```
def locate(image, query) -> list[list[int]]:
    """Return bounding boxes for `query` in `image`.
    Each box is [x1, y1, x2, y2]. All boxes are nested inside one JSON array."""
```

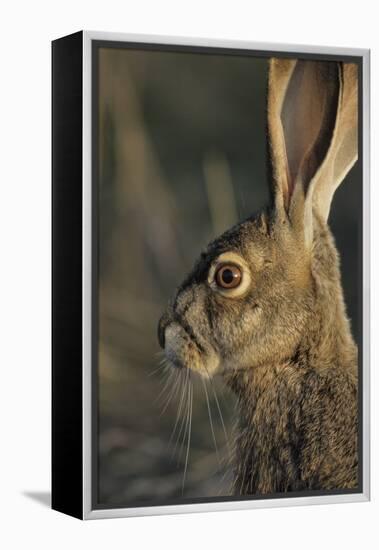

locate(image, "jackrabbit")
[[158, 58, 358, 494]]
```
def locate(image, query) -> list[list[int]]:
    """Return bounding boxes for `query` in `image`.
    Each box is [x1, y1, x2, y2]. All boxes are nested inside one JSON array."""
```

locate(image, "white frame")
[[82, 30, 370, 520]]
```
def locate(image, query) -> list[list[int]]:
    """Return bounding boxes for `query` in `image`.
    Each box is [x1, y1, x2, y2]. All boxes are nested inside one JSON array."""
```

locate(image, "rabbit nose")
[[158, 313, 169, 349]]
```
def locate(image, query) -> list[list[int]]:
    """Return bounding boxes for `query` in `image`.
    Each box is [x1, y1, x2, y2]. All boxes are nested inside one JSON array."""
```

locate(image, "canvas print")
[[95, 44, 361, 508]]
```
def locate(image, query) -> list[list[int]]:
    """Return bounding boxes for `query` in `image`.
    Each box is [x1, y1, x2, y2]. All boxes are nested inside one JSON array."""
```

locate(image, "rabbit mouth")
[[158, 310, 204, 352], [164, 322, 202, 370], [161, 320, 220, 376]]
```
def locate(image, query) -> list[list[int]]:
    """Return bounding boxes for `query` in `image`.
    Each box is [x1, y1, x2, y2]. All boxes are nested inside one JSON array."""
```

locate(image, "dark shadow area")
[[23, 491, 51, 508]]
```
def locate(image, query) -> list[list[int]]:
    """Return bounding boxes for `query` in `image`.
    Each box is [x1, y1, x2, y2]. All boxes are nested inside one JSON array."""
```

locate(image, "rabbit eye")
[[215, 264, 242, 289], [208, 253, 251, 298]]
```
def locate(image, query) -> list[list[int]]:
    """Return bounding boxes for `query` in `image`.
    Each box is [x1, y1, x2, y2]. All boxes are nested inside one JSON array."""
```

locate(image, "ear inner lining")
[[280, 61, 340, 203]]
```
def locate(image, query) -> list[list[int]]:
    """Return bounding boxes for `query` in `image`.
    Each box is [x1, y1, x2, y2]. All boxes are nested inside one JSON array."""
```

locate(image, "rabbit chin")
[[164, 323, 220, 377]]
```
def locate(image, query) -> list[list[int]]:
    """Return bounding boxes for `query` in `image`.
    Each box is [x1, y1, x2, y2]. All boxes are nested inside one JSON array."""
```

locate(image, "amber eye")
[[215, 264, 242, 289]]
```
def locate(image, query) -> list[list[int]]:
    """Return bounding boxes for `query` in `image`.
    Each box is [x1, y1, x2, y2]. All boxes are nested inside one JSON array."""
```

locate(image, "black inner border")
[[91, 39, 364, 511]]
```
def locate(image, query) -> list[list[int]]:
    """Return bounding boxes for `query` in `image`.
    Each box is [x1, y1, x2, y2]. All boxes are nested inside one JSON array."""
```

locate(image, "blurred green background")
[[97, 46, 361, 506]]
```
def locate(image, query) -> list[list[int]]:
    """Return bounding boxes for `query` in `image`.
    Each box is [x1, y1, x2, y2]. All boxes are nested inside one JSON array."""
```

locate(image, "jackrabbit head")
[[158, 58, 358, 378]]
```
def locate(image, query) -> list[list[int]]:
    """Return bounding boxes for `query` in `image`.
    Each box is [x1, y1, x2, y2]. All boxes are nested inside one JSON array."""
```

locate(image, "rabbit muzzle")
[[158, 305, 220, 376]]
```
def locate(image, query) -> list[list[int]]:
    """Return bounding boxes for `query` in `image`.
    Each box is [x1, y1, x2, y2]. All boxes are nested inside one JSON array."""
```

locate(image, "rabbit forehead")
[[212, 251, 249, 267], [207, 218, 270, 262], [209, 247, 266, 274]]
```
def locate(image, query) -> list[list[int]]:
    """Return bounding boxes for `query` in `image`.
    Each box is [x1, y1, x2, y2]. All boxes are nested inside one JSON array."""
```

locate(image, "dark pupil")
[[222, 269, 235, 285]]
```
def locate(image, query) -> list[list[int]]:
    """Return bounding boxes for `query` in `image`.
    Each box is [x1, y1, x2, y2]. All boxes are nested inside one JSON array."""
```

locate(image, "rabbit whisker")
[[178, 371, 193, 464], [201, 375, 220, 466], [174, 370, 190, 462], [170, 368, 189, 453], [160, 368, 182, 416], [206, 373, 231, 458], [168, 369, 186, 447], [154, 366, 176, 404], [149, 361, 168, 377], [182, 379, 193, 494]]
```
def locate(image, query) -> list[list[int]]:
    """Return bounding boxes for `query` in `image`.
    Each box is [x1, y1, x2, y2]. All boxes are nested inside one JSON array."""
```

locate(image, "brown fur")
[[158, 58, 359, 495], [226, 215, 358, 494]]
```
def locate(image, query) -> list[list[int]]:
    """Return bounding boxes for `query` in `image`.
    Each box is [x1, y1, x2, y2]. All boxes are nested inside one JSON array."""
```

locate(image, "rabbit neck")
[[228, 352, 357, 495], [304, 215, 357, 371], [228, 362, 308, 494]]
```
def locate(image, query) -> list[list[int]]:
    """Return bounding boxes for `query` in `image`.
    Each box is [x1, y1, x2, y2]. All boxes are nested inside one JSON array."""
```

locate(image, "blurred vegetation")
[[97, 47, 361, 506]]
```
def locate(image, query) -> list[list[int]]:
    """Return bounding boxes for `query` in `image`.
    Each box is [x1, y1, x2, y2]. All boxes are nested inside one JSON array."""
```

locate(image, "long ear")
[[311, 63, 358, 221], [268, 58, 358, 228]]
